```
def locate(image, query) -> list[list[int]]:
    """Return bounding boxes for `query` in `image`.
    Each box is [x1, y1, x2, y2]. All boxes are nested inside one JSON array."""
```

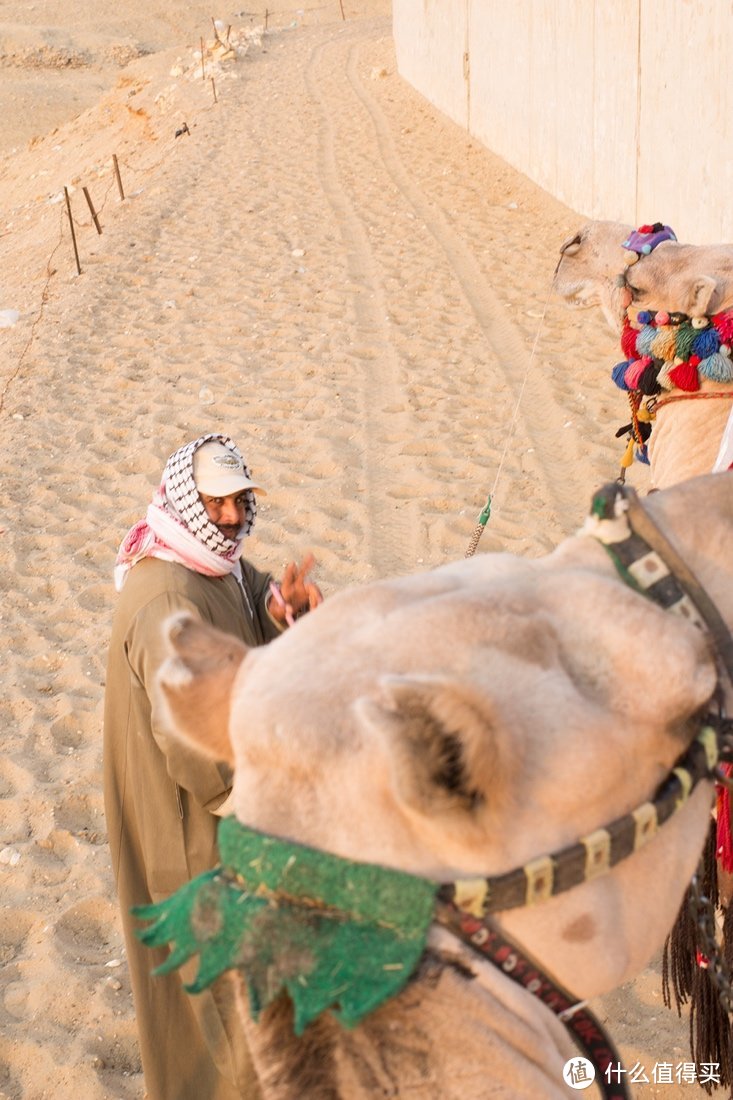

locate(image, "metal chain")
[[688, 869, 733, 1013]]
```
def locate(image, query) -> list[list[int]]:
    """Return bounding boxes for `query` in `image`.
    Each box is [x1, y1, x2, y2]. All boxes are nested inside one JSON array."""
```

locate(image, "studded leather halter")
[[436, 481, 732, 1099]]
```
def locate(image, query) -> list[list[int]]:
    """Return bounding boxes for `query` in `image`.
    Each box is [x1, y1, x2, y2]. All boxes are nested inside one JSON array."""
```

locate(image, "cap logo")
[[212, 453, 242, 471]]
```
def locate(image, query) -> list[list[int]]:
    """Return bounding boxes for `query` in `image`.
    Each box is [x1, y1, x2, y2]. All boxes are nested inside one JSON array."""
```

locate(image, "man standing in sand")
[[103, 432, 322, 1100]]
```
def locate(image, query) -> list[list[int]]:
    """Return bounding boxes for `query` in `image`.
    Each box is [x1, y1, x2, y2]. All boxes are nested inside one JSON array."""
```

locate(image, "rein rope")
[[464, 288, 551, 558]]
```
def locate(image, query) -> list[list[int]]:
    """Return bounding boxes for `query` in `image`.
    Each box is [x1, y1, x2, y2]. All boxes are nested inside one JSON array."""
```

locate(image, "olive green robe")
[[103, 557, 281, 1100]]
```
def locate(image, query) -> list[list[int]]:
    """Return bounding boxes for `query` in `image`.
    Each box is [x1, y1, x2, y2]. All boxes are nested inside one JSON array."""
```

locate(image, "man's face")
[[200, 491, 248, 541]]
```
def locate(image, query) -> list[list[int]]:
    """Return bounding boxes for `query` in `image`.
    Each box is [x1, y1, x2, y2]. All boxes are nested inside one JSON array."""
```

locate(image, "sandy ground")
[[0, 2, 714, 1097]]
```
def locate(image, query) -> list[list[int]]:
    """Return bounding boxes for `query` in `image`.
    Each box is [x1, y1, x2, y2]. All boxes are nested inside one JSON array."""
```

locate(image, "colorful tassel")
[[621, 322, 639, 359], [624, 357, 650, 390], [611, 361, 631, 390], [657, 360, 675, 390], [699, 353, 733, 383], [637, 363, 661, 395], [668, 360, 700, 391], [712, 311, 733, 342], [691, 328, 720, 358], [621, 436, 635, 467], [636, 325, 657, 356], [651, 326, 677, 360], [674, 324, 697, 361]]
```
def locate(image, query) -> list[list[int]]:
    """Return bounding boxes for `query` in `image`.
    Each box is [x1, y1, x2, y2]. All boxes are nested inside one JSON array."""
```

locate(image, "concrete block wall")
[[393, 0, 733, 243]]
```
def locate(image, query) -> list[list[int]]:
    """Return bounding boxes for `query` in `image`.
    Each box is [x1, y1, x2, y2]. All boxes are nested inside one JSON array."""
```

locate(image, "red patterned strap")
[[436, 902, 630, 1100]]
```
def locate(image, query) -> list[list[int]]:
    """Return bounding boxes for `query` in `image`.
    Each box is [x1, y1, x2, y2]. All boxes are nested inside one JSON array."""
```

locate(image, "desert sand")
[[0, 2, 709, 1097]]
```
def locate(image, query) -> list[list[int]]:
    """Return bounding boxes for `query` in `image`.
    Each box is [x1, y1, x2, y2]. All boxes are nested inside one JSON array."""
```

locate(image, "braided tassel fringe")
[[662, 820, 733, 1093], [688, 966, 733, 1095]]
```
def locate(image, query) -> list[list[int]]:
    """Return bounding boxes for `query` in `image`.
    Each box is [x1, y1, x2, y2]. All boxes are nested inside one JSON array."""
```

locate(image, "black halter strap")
[[591, 482, 733, 688]]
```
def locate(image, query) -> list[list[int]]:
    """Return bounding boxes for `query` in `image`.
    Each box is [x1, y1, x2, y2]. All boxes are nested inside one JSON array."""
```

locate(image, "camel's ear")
[[686, 275, 720, 317], [156, 612, 249, 766], [354, 676, 504, 820]]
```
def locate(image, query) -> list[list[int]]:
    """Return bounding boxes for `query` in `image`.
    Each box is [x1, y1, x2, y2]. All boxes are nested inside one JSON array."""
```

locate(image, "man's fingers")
[[297, 553, 316, 583], [282, 561, 298, 587], [279, 555, 319, 615], [307, 584, 323, 610]]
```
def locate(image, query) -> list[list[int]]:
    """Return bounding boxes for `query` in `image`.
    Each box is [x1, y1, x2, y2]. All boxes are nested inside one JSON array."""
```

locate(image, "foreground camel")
[[146, 473, 732, 1099], [553, 221, 733, 487]]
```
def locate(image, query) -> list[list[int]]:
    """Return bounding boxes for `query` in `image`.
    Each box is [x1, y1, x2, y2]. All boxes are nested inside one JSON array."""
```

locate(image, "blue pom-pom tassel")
[[636, 445, 650, 465], [699, 353, 733, 382], [637, 311, 653, 325], [691, 328, 720, 358], [611, 361, 630, 390], [636, 325, 657, 356]]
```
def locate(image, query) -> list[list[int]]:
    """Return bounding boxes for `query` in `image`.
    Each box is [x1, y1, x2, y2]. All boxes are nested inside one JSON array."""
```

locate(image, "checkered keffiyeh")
[[114, 434, 259, 590], [163, 433, 256, 553]]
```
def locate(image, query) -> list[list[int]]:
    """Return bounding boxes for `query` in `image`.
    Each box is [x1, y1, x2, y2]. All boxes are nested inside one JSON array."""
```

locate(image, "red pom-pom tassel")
[[712, 311, 733, 343], [621, 320, 639, 360], [668, 360, 700, 391]]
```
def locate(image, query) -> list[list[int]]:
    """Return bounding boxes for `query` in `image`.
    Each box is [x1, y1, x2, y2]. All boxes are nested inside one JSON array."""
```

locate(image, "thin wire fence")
[[1, 2, 351, 414]]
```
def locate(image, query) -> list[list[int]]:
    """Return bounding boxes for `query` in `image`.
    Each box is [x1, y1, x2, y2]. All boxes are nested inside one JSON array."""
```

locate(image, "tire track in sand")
[[343, 38, 594, 526], [304, 33, 421, 577]]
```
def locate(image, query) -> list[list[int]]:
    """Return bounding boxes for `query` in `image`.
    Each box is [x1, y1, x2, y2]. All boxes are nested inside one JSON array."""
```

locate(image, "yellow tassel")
[[621, 437, 636, 468]]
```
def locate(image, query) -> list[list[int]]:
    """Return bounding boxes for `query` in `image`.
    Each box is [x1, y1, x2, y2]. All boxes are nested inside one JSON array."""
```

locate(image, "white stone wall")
[[393, 0, 733, 243]]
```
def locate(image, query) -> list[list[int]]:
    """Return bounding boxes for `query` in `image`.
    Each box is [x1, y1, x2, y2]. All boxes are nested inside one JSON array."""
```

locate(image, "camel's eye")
[[559, 233, 582, 256]]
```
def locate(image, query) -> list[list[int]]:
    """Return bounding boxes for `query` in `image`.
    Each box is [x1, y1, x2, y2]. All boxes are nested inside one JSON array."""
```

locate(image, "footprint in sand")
[[0, 909, 38, 967], [54, 792, 106, 845], [54, 898, 118, 967]]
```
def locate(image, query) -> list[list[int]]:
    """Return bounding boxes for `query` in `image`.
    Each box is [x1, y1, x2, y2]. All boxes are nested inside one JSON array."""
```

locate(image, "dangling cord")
[[464, 289, 551, 557]]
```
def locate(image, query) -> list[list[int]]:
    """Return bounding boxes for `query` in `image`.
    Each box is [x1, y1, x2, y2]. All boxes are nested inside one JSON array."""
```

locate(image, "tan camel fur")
[[154, 473, 732, 1099], [553, 222, 733, 487]]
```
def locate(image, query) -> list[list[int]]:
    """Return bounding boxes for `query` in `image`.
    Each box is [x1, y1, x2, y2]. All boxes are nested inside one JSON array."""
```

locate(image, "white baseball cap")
[[193, 441, 267, 496]]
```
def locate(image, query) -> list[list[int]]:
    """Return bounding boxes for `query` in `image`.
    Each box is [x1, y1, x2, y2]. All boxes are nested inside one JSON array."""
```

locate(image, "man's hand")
[[269, 553, 323, 626]]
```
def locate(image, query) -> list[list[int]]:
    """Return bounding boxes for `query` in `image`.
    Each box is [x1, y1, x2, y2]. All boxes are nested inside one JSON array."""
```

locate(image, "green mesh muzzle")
[[133, 816, 438, 1035]]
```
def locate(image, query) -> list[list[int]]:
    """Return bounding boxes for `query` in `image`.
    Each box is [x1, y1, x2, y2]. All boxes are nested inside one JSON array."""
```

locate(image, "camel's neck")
[[642, 474, 733, 703], [648, 388, 733, 489], [236, 937, 579, 1100], [644, 476, 733, 612]]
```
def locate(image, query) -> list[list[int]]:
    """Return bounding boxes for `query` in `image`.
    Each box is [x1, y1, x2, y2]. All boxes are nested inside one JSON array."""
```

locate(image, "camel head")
[[155, 477, 727, 1005], [621, 240, 733, 319], [552, 220, 635, 332], [554, 220, 733, 331]]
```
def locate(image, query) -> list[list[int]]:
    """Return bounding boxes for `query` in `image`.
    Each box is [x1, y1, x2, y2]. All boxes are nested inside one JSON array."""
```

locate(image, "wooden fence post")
[[64, 188, 82, 275], [112, 154, 125, 201], [82, 187, 103, 234]]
